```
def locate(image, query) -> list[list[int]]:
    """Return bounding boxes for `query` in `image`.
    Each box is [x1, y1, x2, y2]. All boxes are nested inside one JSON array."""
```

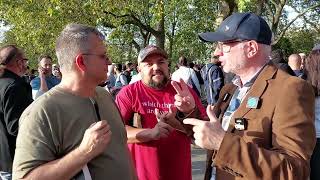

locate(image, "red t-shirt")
[[115, 80, 206, 180]]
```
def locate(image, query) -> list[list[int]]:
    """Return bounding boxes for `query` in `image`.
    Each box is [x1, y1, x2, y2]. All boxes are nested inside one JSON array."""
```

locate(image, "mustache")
[[152, 70, 164, 76]]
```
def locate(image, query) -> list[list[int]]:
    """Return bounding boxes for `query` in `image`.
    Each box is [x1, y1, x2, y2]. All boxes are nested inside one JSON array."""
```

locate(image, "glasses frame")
[[18, 58, 29, 65], [216, 39, 249, 53], [82, 53, 111, 64]]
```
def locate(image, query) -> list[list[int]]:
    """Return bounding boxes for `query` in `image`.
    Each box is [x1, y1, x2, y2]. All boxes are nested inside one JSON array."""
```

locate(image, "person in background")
[[171, 56, 201, 96], [201, 55, 224, 106], [30, 55, 61, 99], [130, 63, 138, 77], [123, 62, 133, 83], [299, 52, 306, 70], [304, 44, 320, 180], [0, 45, 33, 180], [189, 62, 204, 89], [110, 63, 128, 98], [270, 49, 295, 76], [52, 63, 62, 79], [288, 53, 306, 79], [105, 63, 116, 91]]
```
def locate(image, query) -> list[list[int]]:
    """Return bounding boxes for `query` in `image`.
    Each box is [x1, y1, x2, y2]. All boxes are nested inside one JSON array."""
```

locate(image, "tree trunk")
[[256, 0, 265, 16], [155, 0, 165, 49], [215, 0, 237, 26]]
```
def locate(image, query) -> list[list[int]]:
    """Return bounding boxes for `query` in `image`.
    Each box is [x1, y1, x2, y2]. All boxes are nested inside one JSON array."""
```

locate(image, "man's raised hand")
[[183, 105, 225, 150], [171, 79, 195, 114]]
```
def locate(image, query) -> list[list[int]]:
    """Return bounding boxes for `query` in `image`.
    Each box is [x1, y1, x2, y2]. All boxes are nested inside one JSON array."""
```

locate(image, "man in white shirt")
[[171, 56, 200, 95]]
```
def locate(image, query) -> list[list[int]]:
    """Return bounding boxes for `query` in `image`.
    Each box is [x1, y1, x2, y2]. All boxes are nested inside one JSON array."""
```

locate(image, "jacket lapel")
[[227, 63, 278, 132], [214, 84, 237, 122]]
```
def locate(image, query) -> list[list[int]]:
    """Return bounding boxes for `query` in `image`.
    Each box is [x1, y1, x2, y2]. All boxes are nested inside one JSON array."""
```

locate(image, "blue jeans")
[[0, 171, 12, 180]]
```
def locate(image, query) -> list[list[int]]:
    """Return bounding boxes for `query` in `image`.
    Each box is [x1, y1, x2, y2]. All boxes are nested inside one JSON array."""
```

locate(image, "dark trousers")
[[310, 138, 320, 180]]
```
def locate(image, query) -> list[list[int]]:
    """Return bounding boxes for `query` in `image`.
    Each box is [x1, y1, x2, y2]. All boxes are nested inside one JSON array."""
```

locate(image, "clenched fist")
[[77, 120, 112, 161]]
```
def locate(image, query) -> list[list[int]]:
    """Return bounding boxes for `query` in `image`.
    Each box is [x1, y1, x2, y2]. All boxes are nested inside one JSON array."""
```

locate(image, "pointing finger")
[[183, 118, 205, 126]]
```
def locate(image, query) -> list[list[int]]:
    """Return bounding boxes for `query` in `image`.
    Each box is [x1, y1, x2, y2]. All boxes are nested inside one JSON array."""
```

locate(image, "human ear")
[[247, 41, 259, 58], [75, 55, 86, 71]]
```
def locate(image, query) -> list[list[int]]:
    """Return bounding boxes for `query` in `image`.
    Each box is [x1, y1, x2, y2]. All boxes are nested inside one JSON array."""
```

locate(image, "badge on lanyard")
[[246, 96, 259, 109], [235, 118, 247, 131]]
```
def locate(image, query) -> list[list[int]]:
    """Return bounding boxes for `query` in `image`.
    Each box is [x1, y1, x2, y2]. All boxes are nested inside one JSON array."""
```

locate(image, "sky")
[[0, 22, 10, 42]]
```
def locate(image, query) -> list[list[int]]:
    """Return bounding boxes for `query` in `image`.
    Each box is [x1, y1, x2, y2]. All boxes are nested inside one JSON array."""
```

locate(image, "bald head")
[[288, 54, 301, 70]]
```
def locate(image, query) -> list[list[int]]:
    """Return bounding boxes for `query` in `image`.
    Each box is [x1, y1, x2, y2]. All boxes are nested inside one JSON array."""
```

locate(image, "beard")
[[142, 70, 169, 89]]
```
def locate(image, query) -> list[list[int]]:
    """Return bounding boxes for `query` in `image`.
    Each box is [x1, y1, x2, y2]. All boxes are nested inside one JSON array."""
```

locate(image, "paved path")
[[191, 146, 207, 180]]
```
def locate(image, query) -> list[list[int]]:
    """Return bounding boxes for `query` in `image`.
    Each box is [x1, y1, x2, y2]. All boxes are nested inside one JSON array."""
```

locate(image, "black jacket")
[[0, 69, 33, 172]]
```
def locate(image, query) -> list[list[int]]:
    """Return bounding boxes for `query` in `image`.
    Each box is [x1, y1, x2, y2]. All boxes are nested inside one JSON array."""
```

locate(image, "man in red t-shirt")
[[115, 45, 207, 180]]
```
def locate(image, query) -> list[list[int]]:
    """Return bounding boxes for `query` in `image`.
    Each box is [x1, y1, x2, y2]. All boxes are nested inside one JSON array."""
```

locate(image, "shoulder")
[[284, 76, 313, 93], [96, 86, 112, 99], [30, 77, 40, 88], [272, 71, 314, 102], [49, 76, 61, 84], [19, 92, 57, 127], [30, 76, 40, 83], [2, 78, 28, 94]]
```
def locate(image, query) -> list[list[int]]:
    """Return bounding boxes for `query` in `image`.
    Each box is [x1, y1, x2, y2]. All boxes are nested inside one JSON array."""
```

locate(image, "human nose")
[[152, 63, 161, 70], [214, 46, 224, 57]]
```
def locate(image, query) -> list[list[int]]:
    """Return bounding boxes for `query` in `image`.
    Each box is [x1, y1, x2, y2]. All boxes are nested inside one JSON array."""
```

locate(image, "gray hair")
[[55, 23, 104, 71]]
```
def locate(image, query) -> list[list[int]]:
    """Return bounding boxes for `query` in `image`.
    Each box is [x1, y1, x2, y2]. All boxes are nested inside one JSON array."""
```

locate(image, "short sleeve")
[[12, 107, 57, 179], [115, 86, 134, 124]]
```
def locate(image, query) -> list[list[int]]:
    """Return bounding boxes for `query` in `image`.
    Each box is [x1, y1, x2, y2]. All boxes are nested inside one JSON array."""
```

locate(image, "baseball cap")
[[137, 45, 168, 64], [199, 12, 272, 45], [312, 44, 320, 51]]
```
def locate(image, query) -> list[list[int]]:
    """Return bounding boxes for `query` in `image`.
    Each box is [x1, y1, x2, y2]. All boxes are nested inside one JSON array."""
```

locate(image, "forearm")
[[39, 77, 48, 92], [22, 148, 90, 180], [126, 125, 154, 143]]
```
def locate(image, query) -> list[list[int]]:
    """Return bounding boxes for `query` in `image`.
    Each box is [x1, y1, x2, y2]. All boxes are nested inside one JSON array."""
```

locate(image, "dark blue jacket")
[[201, 63, 224, 105]]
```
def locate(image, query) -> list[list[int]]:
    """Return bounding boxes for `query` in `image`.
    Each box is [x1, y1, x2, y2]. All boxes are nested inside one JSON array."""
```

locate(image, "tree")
[[0, 0, 319, 67]]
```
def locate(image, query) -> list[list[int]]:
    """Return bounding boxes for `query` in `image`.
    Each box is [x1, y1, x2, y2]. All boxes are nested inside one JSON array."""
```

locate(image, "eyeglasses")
[[82, 53, 111, 63], [19, 58, 29, 65], [215, 39, 248, 53]]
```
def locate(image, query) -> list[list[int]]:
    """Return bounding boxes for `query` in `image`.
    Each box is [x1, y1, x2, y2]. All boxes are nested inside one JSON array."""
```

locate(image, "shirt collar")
[[232, 61, 269, 88]]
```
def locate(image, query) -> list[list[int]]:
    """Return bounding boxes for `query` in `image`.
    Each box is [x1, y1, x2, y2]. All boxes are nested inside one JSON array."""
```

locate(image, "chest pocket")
[[232, 109, 272, 148]]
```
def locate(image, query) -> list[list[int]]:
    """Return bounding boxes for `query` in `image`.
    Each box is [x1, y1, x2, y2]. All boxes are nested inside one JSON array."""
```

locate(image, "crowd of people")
[[0, 12, 319, 180]]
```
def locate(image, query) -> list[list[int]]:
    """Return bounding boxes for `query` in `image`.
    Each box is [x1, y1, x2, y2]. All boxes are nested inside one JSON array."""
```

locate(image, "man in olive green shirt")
[[13, 23, 136, 180]]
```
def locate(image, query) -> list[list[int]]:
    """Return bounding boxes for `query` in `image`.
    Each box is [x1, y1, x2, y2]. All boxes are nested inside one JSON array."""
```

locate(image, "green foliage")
[[272, 37, 294, 59], [273, 28, 317, 59], [0, 0, 97, 68], [286, 28, 318, 54], [237, 0, 256, 12], [0, 0, 319, 69]]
